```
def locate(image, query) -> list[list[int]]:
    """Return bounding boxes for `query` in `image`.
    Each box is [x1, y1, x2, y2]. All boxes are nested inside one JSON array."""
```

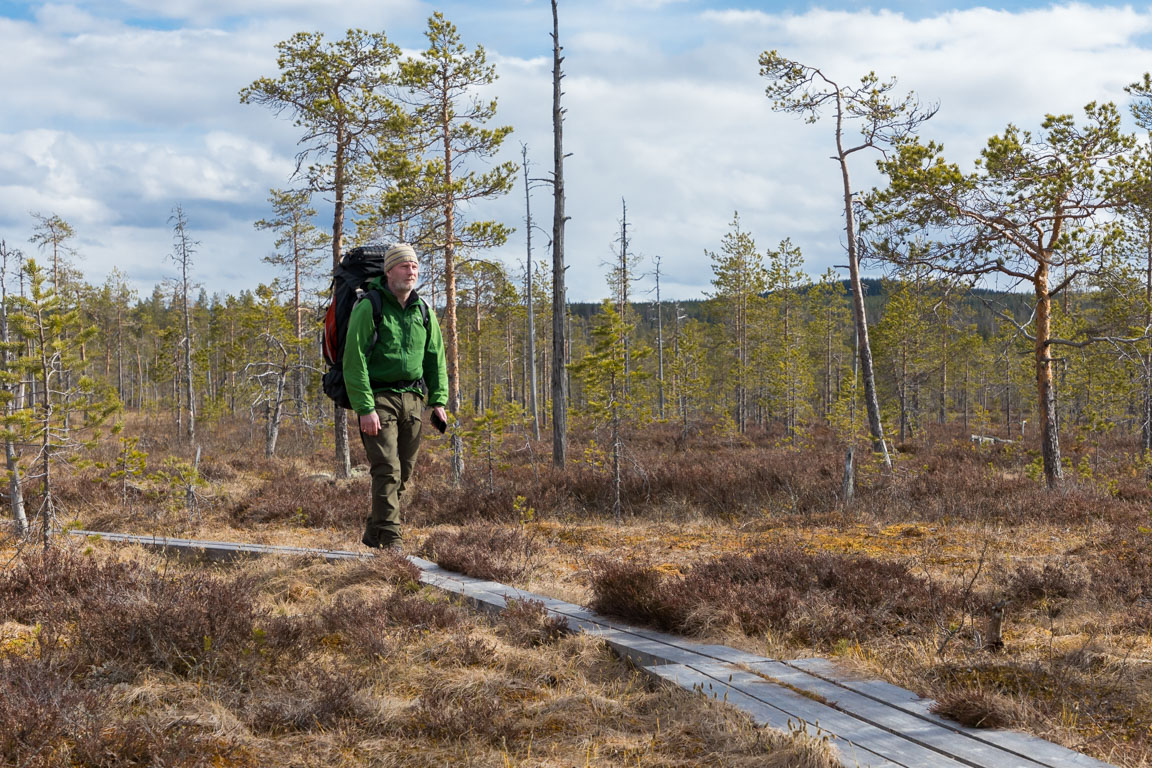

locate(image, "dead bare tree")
[[550, 0, 570, 469]]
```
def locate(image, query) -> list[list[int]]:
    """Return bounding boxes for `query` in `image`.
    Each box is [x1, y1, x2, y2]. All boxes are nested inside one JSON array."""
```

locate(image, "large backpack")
[[321, 246, 429, 410]]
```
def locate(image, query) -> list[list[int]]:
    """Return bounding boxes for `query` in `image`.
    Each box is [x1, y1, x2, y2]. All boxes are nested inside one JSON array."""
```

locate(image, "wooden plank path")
[[69, 530, 1117, 768]]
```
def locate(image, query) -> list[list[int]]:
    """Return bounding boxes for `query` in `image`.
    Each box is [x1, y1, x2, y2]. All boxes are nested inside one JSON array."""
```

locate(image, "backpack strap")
[[416, 295, 430, 331], [362, 289, 429, 352], [361, 288, 385, 353]]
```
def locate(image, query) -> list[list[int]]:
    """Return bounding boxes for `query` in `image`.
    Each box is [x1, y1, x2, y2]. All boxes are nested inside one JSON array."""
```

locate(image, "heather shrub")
[[329, 552, 423, 590], [0, 657, 87, 767], [1088, 529, 1152, 603], [74, 567, 264, 676], [0, 656, 240, 768], [229, 464, 364, 528], [1003, 560, 1089, 606], [420, 633, 496, 666], [407, 681, 517, 745], [0, 547, 269, 676], [410, 483, 522, 525], [0, 546, 140, 623], [253, 613, 315, 662], [68, 718, 236, 768], [1124, 605, 1152, 632], [245, 667, 366, 734], [421, 524, 539, 583], [497, 599, 571, 647], [320, 591, 463, 657], [198, 456, 238, 481], [46, 466, 126, 516], [381, 590, 465, 631], [589, 546, 951, 645], [586, 559, 684, 629]]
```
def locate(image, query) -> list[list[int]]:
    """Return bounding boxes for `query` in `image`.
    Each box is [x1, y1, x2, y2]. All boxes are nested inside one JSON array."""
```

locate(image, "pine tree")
[[707, 213, 767, 433], [570, 302, 651, 523], [242, 27, 403, 478], [12, 260, 118, 544]]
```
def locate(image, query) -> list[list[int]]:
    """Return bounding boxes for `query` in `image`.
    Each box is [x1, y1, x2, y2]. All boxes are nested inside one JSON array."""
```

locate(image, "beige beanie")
[[383, 243, 418, 273]]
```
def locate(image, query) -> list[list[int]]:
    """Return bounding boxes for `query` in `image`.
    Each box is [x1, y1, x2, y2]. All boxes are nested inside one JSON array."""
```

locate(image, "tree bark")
[[332, 133, 351, 479], [835, 94, 891, 468], [523, 146, 541, 440], [550, 0, 569, 469], [0, 254, 27, 536], [1034, 264, 1063, 489], [1144, 220, 1152, 454]]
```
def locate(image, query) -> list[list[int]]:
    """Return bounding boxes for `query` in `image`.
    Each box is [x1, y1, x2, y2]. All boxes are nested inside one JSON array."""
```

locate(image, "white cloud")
[[2, 1, 1151, 302]]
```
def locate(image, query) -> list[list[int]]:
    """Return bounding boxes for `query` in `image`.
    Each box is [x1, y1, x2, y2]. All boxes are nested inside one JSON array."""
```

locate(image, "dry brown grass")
[[5, 415, 1152, 765], [0, 540, 834, 767]]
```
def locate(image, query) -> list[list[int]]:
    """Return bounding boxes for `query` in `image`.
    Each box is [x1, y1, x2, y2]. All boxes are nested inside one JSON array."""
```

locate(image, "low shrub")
[[228, 465, 364, 528], [330, 553, 423, 590], [407, 681, 517, 745], [0, 656, 245, 768], [74, 567, 264, 676], [411, 484, 523, 525], [421, 524, 539, 583], [586, 559, 683, 630], [1089, 528, 1152, 603], [497, 599, 571, 647], [589, 546, 952, 646], [929, 687, 1022, 729], [320, 591, 463, 658], [245, 667, 366, 734], [420, 633, 496, 666], [0, 657, 86, 768], [0, 546, 137, 623], [1003, 560, 1089, 606], [0, 547, 268, 676]]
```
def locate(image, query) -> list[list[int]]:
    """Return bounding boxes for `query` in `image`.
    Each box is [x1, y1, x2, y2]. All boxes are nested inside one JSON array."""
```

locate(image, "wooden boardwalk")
[[70, 530, 1117, 768]]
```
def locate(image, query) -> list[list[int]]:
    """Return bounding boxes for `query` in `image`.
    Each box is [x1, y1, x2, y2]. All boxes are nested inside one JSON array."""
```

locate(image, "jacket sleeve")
[[423, 304, 449, 408], [343, 299, 377, 415]]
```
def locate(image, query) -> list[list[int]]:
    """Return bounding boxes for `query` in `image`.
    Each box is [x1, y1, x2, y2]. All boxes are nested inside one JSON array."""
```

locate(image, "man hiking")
[[343, 243, 448, 551]]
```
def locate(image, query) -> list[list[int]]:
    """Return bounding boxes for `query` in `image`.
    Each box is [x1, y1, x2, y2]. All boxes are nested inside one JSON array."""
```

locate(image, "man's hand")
[[430, 406, 448, 433], [359, 411, 380, 436]]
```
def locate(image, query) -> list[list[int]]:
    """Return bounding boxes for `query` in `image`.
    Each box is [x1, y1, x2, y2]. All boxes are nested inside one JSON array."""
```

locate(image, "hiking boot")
[[362, 532, 403, 554]]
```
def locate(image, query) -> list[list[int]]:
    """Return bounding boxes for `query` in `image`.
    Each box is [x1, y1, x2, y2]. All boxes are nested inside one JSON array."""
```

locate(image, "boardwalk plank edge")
[[66, 530, 1119, 768]]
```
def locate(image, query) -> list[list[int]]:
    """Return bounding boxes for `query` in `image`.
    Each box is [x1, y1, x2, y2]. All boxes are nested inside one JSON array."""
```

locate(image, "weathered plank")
[[643, 663, 902, 768], [747, 660, 1051, 768], [688, 661, 975, 768], [787, 658, 1118, 768]]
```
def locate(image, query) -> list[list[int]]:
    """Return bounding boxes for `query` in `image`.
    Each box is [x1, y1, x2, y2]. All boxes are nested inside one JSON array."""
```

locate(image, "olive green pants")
[[359, 390, 423, 547]]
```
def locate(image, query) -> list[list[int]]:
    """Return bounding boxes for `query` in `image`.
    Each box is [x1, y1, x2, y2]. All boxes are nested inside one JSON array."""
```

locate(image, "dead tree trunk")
[[550, 0, 569, 469]]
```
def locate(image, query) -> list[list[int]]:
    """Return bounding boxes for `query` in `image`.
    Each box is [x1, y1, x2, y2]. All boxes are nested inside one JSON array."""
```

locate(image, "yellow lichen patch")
[[0, 620, 37, 655]]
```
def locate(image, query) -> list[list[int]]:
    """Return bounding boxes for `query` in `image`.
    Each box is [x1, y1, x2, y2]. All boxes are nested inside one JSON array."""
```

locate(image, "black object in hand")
[[430, 410, 448, 434]]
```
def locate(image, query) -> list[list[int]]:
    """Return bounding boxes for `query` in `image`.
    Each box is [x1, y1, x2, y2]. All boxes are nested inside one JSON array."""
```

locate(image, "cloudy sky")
[[1, 0, 1149, 303]]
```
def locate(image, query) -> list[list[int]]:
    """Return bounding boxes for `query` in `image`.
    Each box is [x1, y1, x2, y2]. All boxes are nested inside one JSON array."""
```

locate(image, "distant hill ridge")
[[567, 279, 1034, 339]]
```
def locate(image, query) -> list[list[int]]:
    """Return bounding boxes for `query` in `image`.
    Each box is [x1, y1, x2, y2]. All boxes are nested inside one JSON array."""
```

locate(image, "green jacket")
[[343, 280, 448, 415]]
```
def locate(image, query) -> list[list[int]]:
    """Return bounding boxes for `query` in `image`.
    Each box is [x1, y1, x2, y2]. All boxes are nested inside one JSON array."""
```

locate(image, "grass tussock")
[[929, 686, 1024, 729], [497, 598, 572, 648]]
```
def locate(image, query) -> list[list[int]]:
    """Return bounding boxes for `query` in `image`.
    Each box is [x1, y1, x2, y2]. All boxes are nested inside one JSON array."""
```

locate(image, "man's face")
[[386, 260, 419, 294]]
